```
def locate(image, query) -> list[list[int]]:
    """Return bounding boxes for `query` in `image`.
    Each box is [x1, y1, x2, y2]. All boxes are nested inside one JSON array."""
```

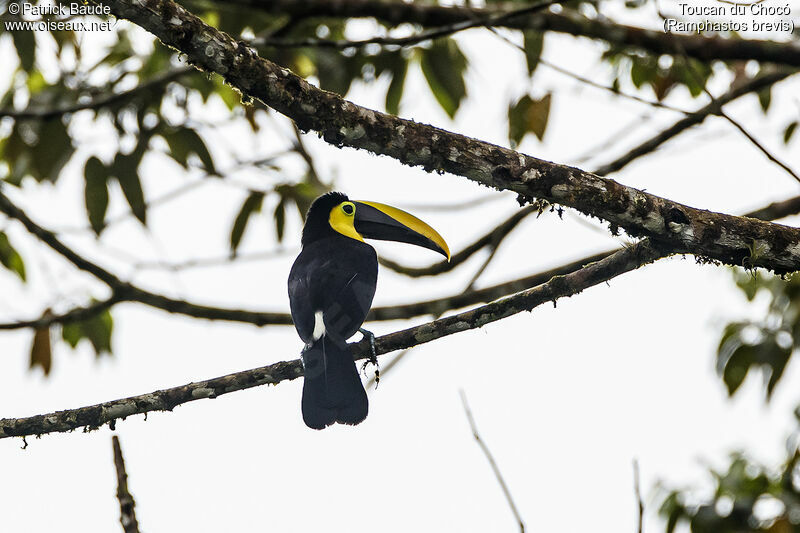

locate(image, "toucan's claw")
[[359, 327, 380, 387]]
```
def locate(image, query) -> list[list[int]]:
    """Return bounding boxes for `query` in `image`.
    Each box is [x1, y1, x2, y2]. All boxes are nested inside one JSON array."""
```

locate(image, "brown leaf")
[[30, 324, 53, 376]]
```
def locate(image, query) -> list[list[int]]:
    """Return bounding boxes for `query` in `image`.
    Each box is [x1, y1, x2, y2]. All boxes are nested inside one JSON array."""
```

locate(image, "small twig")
[[292, 123, 325, 188], [592, 69, 796, 176], [460, 390, 526, 533], [112, 436, 141, 533], [539, 58, 688, 114], [465, 243, 501, 291], [380, 206, 536, 277], [395, 194, 507, 212], [634, 459, 644, 533], [485, 24, 689, 115], [132, 248, 295, 271], [666, 41, 800, 184], [716, 109, 800, 184]]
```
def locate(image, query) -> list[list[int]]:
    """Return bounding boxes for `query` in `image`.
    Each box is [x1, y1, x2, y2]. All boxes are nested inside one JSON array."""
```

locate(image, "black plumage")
[[288, 193, 376, 429], [288, 191, 449, 430]]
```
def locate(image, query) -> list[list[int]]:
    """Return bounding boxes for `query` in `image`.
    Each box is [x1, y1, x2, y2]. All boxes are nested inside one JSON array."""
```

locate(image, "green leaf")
[[0, 232, 26, 282], [11, 29, 36, 72], [113, 154, 147, 225], [757, 86, 771, 114], [315, 48, 357, 96], [30, 119, 75, 183], [214, 77, 240, 111], [274, 198, 287, 242], [61, 309, 114, 357], [508, 93, 551, 146], [385, 59, 408, 116], [62, 321, 82, 348], [420, 39, 468, 118], [784, 121, 798, 144], [630, 57, 657, 89], [672, 59, 711, 98], [182, 128, 216, 174], [759, 338, 791, 399], [160, 126, 216, 174], [722, 343, 754, 396], [522, 31, 544, 76], [84, 157, 109, 235], [230, 191, 265, 254]]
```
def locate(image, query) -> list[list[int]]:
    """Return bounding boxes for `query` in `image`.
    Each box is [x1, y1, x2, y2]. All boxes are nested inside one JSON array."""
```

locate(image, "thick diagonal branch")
[[0, 240, 662, 439]]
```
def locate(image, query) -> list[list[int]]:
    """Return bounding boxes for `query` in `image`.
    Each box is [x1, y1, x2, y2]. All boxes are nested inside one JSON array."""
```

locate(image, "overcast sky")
[[1, 2, 800, 531]]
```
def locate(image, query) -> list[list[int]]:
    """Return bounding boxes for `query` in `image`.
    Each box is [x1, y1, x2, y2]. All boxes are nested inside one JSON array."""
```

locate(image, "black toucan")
[[289, 192, 450, 430]]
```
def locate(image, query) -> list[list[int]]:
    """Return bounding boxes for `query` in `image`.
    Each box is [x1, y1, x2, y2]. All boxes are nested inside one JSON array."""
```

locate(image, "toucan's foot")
[[359, 327, 380, 387]]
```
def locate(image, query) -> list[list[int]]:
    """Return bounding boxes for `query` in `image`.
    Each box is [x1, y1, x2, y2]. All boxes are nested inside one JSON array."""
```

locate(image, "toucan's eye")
[[342, 203, 355, 216]]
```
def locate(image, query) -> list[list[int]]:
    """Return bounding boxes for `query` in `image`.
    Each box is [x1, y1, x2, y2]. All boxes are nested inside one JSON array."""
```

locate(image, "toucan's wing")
[[288, 239, 377, 344], [288, 271, 315, 343]]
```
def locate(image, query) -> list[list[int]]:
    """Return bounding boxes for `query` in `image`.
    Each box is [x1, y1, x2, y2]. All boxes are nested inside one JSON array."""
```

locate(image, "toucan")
[[288, 192, 450, 430]]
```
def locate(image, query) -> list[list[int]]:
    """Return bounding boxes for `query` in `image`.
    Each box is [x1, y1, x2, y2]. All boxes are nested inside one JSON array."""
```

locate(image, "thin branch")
[[251, 1, 560, 50], [539, 58, 688, 114], [634, 459, 644, 533], [744, 196, 800, 222], [395, 194, 507, 212], [0, 297, 121, 331], [483, 24, 690, 116], [460, 390, 525, 533], [112, 436, 141, 533], [664, 45, 800, 185], [465, 244, 502, 292], [0, 240, 663, 439], [0, 68, 193, 120], [132, 248, 295, 272], [225, 0, 800, 67], [717, 112, 800, 184], [1, 191, 798, 331], [380, 206, 536, 277], [0, 186, 293, 327], [291, 123, 325, 188], [592, 69, 796, 176]]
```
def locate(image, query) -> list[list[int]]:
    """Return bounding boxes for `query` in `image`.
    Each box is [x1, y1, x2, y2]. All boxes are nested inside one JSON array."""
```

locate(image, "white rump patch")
[[312, 310, 325, 341]]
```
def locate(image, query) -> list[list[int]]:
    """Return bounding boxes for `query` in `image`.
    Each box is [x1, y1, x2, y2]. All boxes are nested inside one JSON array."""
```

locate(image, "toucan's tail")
[[301, 335, 368, 430]]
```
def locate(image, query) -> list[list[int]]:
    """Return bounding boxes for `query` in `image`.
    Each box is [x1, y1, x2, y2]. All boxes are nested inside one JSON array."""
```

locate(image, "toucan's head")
[[302, 191, 450, 260]]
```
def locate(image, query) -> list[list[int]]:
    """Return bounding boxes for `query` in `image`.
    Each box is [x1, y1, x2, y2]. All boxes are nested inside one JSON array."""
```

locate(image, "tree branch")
[[460, 390, 525, 533], [0, 68, 193, 121], [592, 69, 796, 176], [2, 187, 799, 330], [112, 436, 141, 533], [223, 0, 800, 67], [251, 1, 558, 50], [86, 0, 800, 273], [379, 205, 536, 277], [0, 240, 662, 439]]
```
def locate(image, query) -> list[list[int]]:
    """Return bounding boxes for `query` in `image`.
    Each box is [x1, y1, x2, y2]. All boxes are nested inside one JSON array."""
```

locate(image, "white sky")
[[1, 1, 800, 531]]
